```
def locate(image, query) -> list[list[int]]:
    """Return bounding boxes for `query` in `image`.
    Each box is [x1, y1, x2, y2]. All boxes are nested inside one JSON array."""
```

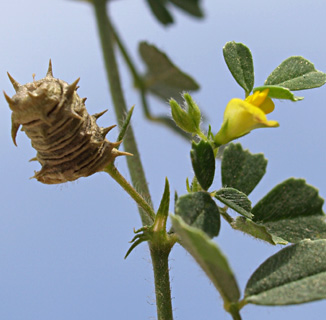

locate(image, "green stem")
[[92, 0, 153, 226], [110, 23, 160, 119], [111, 22, 191, 140], [227, 302, 243, 320], [219, 206, 234, 224], [105, 164, 155, 221], [92, 2, 174, 320], [150, 244, 174, 320], [231, 310, 242, 320], [110, 24, 143, 90]]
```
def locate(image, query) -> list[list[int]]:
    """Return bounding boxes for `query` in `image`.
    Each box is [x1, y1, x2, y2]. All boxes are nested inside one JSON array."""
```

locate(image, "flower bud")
[[170, 93, 201, 134]]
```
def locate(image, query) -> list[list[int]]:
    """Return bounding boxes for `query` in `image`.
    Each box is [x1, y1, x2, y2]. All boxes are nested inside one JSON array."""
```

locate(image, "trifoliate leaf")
[[139, 42, 199, 102], [265, 56, 326, 90], [221, 143, 267, 195], [223, 41, 254, 93], [171, 214, 240, 304], [175, 192, 220, 238], [191, 140, 215, 191], [245, 239, 326, 305]]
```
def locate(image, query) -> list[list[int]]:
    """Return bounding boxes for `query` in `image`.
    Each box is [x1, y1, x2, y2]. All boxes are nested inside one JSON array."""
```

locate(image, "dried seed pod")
[[4, 60, 131, 184]]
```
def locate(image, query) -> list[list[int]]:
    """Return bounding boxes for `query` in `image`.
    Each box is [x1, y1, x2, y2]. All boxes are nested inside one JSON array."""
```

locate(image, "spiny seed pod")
[[4, 60, 131, 184]]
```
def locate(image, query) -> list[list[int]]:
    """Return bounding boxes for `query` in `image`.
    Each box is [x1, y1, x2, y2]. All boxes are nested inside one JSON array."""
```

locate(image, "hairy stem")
[[92, 0, 153, 226], [92, 2, 174, 319], [105, 164, 155, 221], [150, 244, 174, 320], [111, 23, 191, 140]]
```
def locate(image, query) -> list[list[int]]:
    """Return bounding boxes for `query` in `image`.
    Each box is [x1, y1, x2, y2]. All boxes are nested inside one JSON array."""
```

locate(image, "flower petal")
[[245, 89, 268, 106], [214, 97, 278, 146], [259, 96, 275, 114]]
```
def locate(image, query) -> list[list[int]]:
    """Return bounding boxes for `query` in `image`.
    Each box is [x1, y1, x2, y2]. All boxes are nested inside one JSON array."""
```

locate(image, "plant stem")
[[92, 2, 174, 320], [111, 23, 191, 141], [150, 244, 174, 320], [231, 313, 242, 320], [92, 0, 153, 226], [230, 310, 242, 320], [105, 164, 155, 221], [219, 206, 234, 224]]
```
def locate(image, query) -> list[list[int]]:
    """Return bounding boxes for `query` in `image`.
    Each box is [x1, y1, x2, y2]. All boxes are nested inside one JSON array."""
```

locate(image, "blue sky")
[[1, 1, 326, 319]]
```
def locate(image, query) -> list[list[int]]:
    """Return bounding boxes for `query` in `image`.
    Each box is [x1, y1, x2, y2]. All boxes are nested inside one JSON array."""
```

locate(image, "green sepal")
[[223, 41, 254, 94], [265, 56, 326, 90], [175, 191, 221, 238], [253, 85, 303, 101], [190, 177, 201, 192], [252, 178, 326, 243], [183, 93, 201, 128], [221, 143, 267, 195], [139, 42, 199, 102], [190, 140, 215, 190], [170, 93, 201, 134], [215, 188, 253, 219], [170, 214, 240, 306], [245, 239, 326, 305], [186, 178, 191, 193]]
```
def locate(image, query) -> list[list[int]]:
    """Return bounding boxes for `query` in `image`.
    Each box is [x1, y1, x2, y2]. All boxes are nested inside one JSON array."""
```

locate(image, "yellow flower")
[[214, 89, 279, 146]]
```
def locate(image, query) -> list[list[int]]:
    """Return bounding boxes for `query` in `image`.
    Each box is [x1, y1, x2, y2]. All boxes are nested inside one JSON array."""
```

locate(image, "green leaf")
[[169, 0, 203, 17], [175, 192, 220, 238], [139, 42, 200, 102], [231, 217, 288, 245], [253, 85, 303, 101], [265, 56, 326, 91], [221, 143, 267, 195], [223, 41, 254, 93], [146, 0, 174, 25], [262, 215, 326, 243], [252, 178, 326, 243], [253, 178, 323, 222], [171, 214, 240, 304], [190, 140, 215, 190], [245, 239, 326, 305], [215, 188, 253, 219]]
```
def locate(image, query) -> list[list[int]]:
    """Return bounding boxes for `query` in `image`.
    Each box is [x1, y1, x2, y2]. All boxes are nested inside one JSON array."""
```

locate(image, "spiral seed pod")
[[4, 60, 131, 184]]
